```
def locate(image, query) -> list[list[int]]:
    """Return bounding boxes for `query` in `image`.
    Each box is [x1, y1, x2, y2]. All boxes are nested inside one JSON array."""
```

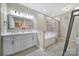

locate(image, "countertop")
[[1, 31, 37, 36]]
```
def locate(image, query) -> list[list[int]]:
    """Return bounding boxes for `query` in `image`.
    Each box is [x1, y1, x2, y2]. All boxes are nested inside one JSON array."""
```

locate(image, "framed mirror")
[[7, 14, 34, 30]]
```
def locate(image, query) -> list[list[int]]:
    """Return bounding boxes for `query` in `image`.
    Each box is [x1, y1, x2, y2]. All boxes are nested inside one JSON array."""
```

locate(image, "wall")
[[0, 3, 1, 49], [36, 14, 47, 31], [77, 16, 79, 36], [1, 4, 7, 34], [59, 12, 70, 40], [0, 3, 3, 56]]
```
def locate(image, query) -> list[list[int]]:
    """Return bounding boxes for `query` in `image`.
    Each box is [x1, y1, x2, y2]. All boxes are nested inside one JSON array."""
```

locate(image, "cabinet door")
[[20, 34, 23, 51], [26, 34, 33, 48], [12, 35, 21, 53], [22, 34, 33, 50], [32, 34, 37, 46], [3, 36, 13, 55]]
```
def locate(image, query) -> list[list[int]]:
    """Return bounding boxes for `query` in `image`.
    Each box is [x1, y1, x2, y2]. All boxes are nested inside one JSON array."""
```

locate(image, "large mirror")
[[7, 14, 34, 30]]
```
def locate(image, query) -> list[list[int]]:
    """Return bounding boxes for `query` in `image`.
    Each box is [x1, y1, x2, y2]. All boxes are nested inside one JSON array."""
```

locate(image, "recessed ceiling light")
[[62, 5, 73, 12], [75, 7, 79, 10], [43, 9, 47, 11]]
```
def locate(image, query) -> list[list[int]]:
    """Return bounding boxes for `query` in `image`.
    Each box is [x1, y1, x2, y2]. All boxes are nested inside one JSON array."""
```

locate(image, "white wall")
[[1, 3, 7, 34], [0, 3, 1, 49], [77, 17, 79, 36], [36, 13, 47, 31], [0, 3, 3, 56], [59, 12, 70, 40]]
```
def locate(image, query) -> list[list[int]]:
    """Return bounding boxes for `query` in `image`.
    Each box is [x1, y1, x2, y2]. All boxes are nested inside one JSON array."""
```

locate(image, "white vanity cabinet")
[[2, 33, 37, 56], [3, 35, 22, 55]]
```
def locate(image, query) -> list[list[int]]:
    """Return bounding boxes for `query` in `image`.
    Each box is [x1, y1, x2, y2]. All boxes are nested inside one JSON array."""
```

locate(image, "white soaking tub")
[[44, 32, 57, 48]]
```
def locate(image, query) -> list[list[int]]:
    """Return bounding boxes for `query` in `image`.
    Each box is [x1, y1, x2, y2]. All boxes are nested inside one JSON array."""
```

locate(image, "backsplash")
[[7, 28, 34, 33]]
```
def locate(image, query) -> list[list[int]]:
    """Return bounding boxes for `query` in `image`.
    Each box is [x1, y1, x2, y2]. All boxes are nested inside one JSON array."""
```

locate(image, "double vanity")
[[2, 31, 37, 56], [1, 5, 38, 56]]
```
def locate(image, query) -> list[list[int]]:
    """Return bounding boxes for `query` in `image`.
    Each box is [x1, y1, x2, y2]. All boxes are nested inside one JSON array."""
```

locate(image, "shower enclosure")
[[63, 9, 79, 56]]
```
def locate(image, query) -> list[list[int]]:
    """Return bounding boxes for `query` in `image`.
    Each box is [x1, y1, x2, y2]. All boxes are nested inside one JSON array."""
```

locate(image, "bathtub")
[[44, 32, 57, 48]]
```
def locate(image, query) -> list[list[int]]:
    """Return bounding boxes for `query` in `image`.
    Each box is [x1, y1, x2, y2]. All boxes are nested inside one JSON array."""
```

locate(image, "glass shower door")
[[63, 9, 79, 56]]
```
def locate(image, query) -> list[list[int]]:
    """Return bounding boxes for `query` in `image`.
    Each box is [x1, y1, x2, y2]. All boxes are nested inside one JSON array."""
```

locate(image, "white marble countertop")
[[1, 31, 37, 36]]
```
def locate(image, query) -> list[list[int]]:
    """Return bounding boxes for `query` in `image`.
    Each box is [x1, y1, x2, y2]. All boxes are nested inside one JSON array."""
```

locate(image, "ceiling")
[[21, 3, 79, 17]]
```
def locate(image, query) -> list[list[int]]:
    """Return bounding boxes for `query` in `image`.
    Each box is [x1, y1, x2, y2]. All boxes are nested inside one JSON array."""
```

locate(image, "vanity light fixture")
[[9, 10, 34, 19]]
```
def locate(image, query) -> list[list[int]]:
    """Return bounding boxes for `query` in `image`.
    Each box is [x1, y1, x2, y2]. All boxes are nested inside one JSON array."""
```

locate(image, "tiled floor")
[[14, 39, 77, 56]]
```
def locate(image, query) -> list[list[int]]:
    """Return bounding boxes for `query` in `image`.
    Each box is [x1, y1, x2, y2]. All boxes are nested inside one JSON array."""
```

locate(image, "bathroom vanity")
[[2, 31, 37, 56], [1, 9, 37, 55]]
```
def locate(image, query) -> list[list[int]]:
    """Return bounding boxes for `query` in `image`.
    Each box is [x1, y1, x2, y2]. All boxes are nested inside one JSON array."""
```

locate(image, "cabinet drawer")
[[3, 36, 10, 40]]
